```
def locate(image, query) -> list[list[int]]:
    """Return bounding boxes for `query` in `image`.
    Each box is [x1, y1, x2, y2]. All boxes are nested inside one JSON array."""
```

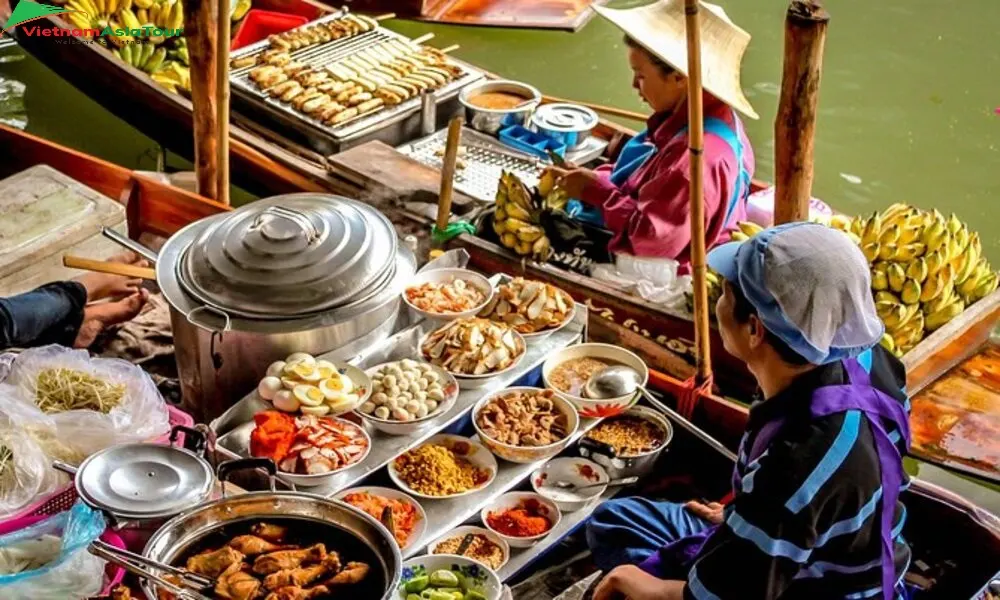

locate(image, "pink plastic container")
[[232, 9, 309, 50]]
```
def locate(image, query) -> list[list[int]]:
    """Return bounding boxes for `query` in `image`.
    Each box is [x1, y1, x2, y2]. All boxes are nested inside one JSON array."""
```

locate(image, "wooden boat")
[[4, 0, 998, 401], [1, 123, 997, 596]]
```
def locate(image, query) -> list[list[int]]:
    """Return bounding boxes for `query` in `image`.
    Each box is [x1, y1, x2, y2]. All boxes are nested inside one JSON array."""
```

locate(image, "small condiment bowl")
[[481, 491, 561, 549], [388, 434, 498, 500], [427, 525, 510, 572], [542, 343, 649, 418], [333, 486, 428, 552], [578, 406, 673, 480], [399, 554, 503, 600], [531, 457, 609, 512], [472, 387, 580, 464], [357, 361, 460, 436], [403, 268, 495, 323]]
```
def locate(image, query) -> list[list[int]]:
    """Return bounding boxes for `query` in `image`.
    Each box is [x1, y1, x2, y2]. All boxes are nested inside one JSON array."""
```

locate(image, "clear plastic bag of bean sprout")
[[0, 503, 108, 600], [0, 418, 62, 518], [0, 345, 169, 464]]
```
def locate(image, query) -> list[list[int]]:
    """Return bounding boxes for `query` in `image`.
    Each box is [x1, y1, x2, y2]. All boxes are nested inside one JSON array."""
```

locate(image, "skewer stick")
[[411, 33, 435, 45], [439, 44, 460, 54], [215, 0, 231, 205], [684, 0, 712, 383], [435, 116, 463, 234], [374, 13, 396, 21]]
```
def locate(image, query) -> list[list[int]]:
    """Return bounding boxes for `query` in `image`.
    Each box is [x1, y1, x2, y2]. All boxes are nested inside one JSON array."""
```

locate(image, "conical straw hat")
[[593, 0, 759, 120]]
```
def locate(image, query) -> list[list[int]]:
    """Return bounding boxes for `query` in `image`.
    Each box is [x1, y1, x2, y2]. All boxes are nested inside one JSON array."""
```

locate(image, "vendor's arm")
[[593, 565, 686, 600], [0, 282, 88, 349]]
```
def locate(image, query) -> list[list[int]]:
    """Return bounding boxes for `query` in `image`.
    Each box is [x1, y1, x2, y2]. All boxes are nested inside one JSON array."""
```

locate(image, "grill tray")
[[230, 11, 483, 155]]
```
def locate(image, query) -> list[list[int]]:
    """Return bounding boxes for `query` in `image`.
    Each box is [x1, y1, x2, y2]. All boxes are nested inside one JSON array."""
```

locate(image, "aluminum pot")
[[157, 194, 416, 422], [577, 405, 673, 479], [139, 459, 402, 600], [459, 79, 542, 135]]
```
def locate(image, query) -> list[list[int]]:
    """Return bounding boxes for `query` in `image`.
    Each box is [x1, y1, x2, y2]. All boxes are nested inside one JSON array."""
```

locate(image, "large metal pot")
[[158, 193, 416, 421]]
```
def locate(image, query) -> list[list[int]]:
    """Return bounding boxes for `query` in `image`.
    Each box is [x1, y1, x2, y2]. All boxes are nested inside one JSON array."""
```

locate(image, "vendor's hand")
[[685, 500, 725, 525], [593, 565, 684, 600], [544, 166, 600, 200]]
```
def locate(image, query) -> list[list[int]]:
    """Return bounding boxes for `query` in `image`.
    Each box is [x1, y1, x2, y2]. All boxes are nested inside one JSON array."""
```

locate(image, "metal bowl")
[[459, 79, 542, 135], [577, 406, 673, 480]]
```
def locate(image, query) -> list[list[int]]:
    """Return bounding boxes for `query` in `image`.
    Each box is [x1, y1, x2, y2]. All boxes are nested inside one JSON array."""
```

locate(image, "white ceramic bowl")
[[419, 327, 527, 390], [481, 281, 577, 345], [542, 343, 649, 418], [472, 387, 580, 464], [531, 457, 609, 512], [357, 361, 460, 436], [403, 268, 495, 322], [399, 554, 503, 600], [428, 525, 510, 572], [333, 486, 428, 552], [480, 491, 561, 548], [272, 416, 371, 488], [388, 434, 498, 500]]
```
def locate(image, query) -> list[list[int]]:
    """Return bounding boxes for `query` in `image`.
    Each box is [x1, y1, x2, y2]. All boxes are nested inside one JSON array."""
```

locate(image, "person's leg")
[[0, 282, 88, 348], [586, 497, 714, 572]]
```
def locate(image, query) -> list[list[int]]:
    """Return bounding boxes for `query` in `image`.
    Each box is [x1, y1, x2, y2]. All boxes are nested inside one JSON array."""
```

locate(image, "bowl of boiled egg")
[[356, 358, 460, 435], [256, 352, 371, 417]]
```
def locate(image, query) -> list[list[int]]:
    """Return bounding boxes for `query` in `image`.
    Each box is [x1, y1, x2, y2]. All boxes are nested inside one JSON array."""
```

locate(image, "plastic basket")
[[232, 9, 309, 50], [0, 512, 127, 596]]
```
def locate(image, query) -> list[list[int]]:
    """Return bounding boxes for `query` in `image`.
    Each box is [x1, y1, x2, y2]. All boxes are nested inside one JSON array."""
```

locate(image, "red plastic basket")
[[0, 513, 127, 595], [232, 9, 309, 50]]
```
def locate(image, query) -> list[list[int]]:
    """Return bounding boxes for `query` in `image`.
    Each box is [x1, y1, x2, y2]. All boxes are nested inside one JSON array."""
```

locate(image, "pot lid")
[[75, 444, 213, 519], [178, 194, 398, 318], [532, 103, 599, 132]]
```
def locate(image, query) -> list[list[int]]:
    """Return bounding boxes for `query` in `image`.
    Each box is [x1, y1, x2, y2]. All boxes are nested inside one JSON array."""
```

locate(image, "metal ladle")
[[585, 366, 738, 463]]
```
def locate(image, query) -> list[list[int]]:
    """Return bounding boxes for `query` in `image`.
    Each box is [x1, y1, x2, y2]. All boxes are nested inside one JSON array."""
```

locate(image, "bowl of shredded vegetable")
[[480, 492, 560, 549], [335, 486, 427, 551]]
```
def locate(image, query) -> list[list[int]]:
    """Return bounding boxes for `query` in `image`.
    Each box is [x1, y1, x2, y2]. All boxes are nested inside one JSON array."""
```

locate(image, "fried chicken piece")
[[186, 546, 245, 578], [322, 561, 370, 586], [228, 534, 292, 556], [215, 569, 262, 600], [253, 544, 327, 575], [111, 585, 133, 600], [264, 553, 341, 590], [251, 523, 289, 543], [265, 586, 329, 600]]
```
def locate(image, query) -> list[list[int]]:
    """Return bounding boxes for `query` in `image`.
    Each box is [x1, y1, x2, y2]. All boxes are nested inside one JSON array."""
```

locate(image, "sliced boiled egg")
[[300, 404, 331, 416], [286, 352, 316, 366], [293, 384, 325, 407], [292, 362, 322, 382], [281, 377, 299, 390], [327, 392, 360, 413], [319, 374, 354, 399], [315, 360, 338, 380]]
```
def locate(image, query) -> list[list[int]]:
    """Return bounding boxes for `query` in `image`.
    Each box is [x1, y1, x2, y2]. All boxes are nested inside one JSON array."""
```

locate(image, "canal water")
[[1, 0, 998, 266]]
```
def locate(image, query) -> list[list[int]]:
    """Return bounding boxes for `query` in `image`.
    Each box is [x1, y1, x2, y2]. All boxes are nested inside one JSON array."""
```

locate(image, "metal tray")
[[229, 11, 484, 154]]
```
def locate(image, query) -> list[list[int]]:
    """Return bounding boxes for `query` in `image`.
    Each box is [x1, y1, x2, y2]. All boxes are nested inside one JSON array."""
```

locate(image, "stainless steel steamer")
[[157, 193, 416, 421]]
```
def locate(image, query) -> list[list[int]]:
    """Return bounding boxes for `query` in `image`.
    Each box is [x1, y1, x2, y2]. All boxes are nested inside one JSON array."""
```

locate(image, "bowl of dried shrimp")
[[388, 434, 498, 500], [472, 387, 579, 464], [334, 486, 427, 551], [403, 268, 495, 322], [420, 318, 526, 390], [542, 343, 648, 418], [479, 278, 576, 343], [357, 359, 460, 436]]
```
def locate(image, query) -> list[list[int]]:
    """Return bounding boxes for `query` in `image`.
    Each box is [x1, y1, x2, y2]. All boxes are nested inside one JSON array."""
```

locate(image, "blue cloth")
[[0, 282, 87, 349], [586, 498, 713, 574]]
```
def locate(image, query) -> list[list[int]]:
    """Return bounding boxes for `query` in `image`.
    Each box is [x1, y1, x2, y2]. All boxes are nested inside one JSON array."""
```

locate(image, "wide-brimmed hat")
[[593, 0, 759, 119]]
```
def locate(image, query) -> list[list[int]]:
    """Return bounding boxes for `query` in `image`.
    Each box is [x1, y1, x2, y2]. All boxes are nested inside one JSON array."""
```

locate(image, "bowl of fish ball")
[[399, 554, 503, 600], [358, 360, 459, 435], [420, 318, 526, 390], [388, 434, 498, 500], [403, 268, 495, 322], [478, 278, 576, 344], [459, 79, 542, 135], [579, 406, 672, 479], [542, 343, 648, 418], [428, 526, 509, 572], [472, 387, 579, 464], [140, 492, 402, 600], [334, 486, 427, 551], [480, 491, 560, 549]]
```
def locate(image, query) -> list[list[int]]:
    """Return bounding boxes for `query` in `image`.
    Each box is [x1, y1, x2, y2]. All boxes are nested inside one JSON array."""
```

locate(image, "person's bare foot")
[[73, 289, 150, 349], [75, 251, 150, 302]]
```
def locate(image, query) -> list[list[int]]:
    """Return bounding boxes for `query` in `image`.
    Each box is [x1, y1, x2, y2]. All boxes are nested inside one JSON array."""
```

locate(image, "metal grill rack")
[[397, 127, 543, 202], [229, 11, 483, 154]]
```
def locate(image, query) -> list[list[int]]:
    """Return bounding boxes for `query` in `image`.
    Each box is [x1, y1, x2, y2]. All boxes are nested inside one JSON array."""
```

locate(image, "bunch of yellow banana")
[[64, 0, 132, 35], [150, 60, 191, 94], [493, 171, 553, 260], [684, 270, 723, 317]]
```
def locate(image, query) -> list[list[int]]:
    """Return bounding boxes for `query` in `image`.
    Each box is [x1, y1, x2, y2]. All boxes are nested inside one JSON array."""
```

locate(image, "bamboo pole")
[[435, 117, 463, 233], [215, 0, 231, 205], [774, 0, 829, 225], [184, 0, 220, 201], [684, 0, 712, 383]]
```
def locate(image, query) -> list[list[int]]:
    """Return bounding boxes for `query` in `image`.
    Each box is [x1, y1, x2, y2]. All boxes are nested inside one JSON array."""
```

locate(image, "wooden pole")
[[215, 0, 231, 205], [774, 0, 829, 225], [184, 0, 220, 201], [435, 117, 463, 233], [684, 0, 712, 383]]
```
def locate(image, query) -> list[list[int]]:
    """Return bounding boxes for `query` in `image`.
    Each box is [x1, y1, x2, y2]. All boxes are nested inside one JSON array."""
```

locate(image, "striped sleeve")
[[684, 411, 883, 600]]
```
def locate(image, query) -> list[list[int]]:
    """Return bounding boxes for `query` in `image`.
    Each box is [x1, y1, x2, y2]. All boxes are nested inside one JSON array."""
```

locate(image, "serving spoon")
[[550, 476, 639, 493], [585, 366, 738, 463]]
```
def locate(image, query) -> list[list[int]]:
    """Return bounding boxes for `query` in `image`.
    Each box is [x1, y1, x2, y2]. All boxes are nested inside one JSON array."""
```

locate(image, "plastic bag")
[[0, 345, 170, 463], [0, 503, 108, 600], [0, 418, 64, 518], [591, 254, 691, 312]]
